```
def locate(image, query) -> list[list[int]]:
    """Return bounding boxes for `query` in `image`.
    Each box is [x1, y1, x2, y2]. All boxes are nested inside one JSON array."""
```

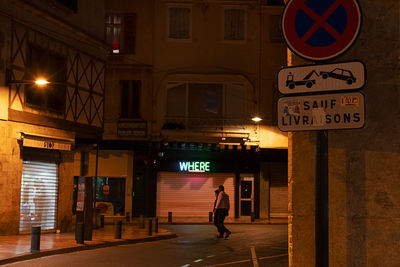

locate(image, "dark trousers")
[[215, 209, 229, 235]]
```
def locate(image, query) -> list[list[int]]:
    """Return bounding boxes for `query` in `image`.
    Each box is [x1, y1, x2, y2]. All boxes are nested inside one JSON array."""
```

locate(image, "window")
[[165, 82, 248, 129], [224, 8, 246, 41], [120, 80, 141, 119], [106, 14, 136, 54], [168, 7, 191, 40], [55, 0, 78, 13], [266, 0, 285, 6], [269, 15, 283, 42], [25, 45, 67, 114]]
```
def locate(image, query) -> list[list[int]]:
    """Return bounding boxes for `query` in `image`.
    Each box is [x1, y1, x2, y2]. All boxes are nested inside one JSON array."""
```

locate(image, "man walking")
[[214, 185, 231, 239]]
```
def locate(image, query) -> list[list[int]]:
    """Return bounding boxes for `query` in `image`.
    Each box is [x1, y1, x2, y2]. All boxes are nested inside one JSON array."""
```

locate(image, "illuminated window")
[[224, 8, 246, 41], [106, 14, 136, 54], [168, 6, 191, 40]]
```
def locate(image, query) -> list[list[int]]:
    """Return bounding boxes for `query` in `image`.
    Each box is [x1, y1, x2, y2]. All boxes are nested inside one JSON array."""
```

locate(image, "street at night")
[[4, 224, 288, 267]]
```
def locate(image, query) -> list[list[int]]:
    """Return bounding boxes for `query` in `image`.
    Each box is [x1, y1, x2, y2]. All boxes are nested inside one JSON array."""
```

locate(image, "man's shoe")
[[217, 234, 224, 238], [225, 231, 231, 239]]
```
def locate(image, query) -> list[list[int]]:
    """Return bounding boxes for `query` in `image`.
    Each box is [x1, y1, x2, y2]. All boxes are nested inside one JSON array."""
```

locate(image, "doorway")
[[239, 175, 254, 217]]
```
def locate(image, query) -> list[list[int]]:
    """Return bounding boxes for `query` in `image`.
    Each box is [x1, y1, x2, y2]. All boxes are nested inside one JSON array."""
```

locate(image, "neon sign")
[[179, 161, 211, 172]]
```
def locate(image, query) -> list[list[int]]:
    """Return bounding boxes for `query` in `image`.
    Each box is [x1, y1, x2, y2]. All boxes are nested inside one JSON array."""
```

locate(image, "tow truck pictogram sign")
[[277, 61, 365, 94], [282, 0, 362, 61]]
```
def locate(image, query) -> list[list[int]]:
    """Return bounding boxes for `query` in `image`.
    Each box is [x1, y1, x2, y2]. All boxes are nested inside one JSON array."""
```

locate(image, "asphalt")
[[0, 218, 287, 265], [0, 223, 177, 265]]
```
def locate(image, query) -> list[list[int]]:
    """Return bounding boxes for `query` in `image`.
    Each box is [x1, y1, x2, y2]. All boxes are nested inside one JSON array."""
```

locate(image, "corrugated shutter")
[[270, 163, 288, 218], [157, 172, 234, 218], [19, 161, 59, 232]]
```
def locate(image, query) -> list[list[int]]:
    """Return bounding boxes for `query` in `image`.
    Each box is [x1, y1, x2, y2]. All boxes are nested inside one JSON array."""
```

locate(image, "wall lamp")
[[6, 69, 49, 86]]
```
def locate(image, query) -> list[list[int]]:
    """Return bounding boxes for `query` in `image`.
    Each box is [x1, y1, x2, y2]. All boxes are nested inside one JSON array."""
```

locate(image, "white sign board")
[[278, 92, 365, 131], [277, 61, 365, 94]]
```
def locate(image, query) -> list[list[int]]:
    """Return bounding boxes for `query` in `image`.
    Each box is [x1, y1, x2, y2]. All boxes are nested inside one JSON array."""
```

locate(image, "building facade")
[[98, 0, 288, 222], [0, 0, 107, 234], [288, 0, 400, 266]]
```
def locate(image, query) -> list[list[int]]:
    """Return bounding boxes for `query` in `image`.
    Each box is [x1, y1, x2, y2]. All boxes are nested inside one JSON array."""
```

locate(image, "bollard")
[[209, 212, 213, 223], [100, 215, 105, 228], [168, 212, 172, 223], [152, 217, 159, 234], [115, 220, 122, 239], [139, 215, 145, 229], [30, 226, 41, 253], [145, 218, 152, 236], [251, 212, 255, 222], [76, 223, 84, 244]]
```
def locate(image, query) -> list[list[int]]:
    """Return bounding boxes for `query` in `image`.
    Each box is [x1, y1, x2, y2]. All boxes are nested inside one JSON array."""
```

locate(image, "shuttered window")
[[224, 8, 246, 41], [19, 161, 59, 232]]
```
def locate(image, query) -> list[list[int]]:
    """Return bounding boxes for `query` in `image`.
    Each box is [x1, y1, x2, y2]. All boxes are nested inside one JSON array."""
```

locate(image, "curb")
[[0, 234, 177, 265]]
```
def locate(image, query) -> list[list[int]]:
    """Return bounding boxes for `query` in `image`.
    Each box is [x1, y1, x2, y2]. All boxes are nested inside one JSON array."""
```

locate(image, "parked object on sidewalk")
[[145, 219, 152, 236], [76, 223, 84, 244], [139, 215, 145, 229], [152, 217, 159, 234], [100, 215, 105, 228], [168, 212, 172, 223], [30, 226, 40, 253], [114, 220, 122, 239]]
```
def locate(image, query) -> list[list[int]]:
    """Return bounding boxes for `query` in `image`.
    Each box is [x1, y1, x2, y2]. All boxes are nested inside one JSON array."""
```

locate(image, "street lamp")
[[251, 116, 262, 122]]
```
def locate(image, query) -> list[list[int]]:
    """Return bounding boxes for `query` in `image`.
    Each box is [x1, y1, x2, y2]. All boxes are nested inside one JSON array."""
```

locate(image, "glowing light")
[[179, 161, 210, 172], [35, 79, 49, 85], [252, 116, 262, 122]]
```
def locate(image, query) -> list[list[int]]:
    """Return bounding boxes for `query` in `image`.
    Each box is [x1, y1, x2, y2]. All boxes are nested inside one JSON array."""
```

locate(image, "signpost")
[[277, 61, 366, 94], [280, 1, 363, 266]]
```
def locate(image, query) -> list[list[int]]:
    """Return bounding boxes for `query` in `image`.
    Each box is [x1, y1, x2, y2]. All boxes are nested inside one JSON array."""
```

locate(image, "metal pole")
[[94, 139, 99, 211], [30, 226, 41, 253], [316, 130, 329, 267]]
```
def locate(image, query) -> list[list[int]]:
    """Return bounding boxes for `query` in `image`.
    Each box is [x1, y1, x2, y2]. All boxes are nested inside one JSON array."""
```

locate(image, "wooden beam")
[[8, 109, 102, 138]]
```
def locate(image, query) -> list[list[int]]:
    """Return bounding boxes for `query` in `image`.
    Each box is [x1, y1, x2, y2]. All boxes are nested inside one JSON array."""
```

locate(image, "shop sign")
[[179, 161, 211, 172], [76, 183, 85, 211], [117, 121, 147, 137], [21, 132, 73, 151], [277, 92, 365, 131]]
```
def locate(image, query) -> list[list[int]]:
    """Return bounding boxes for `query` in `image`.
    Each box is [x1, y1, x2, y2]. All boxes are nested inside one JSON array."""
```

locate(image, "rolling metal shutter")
[[157, 172, 235, 218], [270, 163, 288, 218], [19, 161, 59, 232]]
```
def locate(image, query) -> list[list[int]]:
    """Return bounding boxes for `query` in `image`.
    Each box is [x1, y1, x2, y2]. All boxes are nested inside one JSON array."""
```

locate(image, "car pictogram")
[[286, 70, 319, 89], [319, 68, 357, 85]]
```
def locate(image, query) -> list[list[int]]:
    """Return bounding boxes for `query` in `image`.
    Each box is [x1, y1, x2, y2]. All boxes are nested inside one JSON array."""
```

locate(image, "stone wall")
[[0, 120, 76, 235], [289, 0, 400, 266]]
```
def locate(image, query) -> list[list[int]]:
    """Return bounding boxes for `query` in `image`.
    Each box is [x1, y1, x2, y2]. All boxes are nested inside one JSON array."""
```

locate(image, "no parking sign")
[[282, 0, 361, 61]]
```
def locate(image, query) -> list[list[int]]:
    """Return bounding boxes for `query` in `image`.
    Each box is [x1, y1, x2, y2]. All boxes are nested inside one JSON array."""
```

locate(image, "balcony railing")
[[162, 116, 249, 131]]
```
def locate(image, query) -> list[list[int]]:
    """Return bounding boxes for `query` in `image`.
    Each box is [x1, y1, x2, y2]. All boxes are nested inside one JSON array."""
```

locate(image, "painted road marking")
[[250, 246, 259, 267], [258, 253, 289, 260], [205, 252, 288, 267]]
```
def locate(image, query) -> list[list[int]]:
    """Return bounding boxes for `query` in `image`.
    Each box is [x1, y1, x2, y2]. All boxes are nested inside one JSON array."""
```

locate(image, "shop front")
[[154, 146, 288, 222]]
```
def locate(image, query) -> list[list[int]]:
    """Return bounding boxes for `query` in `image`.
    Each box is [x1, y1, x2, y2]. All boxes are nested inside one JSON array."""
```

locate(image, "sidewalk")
[[0, 224, 177, 265]]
